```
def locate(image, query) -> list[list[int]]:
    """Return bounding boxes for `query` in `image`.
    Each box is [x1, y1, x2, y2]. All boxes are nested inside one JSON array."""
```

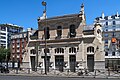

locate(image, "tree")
[[0, 48, 11, 62]]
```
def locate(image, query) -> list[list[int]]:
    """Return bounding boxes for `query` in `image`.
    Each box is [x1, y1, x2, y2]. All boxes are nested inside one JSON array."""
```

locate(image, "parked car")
[[0, 65, 9, 73]]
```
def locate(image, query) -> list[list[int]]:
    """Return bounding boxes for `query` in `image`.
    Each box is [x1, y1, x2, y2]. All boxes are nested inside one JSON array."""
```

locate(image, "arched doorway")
[[55, 55, 64, 72], [69, 47, 76, 72], [87, 46, 94, 72], [87, 55, 94, 72]]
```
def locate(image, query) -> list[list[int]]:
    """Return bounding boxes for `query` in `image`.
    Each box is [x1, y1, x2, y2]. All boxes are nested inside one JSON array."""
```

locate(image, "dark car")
[[0, 65, 9, 73]]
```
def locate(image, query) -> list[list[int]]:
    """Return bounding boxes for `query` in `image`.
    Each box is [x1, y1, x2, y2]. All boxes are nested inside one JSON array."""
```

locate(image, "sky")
[[0, 0, 120, 30]]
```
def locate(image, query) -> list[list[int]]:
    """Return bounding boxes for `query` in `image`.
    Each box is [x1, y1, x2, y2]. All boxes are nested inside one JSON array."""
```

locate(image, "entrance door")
[[69, 55, 76, 72], [30, 56, 35, 71], [55, 56, 64, 72], [87, 55, 94, 72]]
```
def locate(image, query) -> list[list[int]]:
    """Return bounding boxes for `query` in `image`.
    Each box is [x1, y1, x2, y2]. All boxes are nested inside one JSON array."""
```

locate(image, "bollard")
[[41, 68, 43, 74], [28, 68, 30, 74], [16, 68, 18, 74], [94, 69, 96, 78], [54, 69, 56, 75], [108, 67, 110, 77], [67, 69, 69, 77]]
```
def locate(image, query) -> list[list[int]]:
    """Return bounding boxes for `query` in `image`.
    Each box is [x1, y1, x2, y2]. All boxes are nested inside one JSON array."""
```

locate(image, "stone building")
[[22, 4, 105, 72]]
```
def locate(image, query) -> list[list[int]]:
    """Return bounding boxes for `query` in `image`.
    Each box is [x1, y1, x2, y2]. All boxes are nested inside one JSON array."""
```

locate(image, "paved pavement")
[[0, 69, 120, 79], [0, 75, 120, 80]]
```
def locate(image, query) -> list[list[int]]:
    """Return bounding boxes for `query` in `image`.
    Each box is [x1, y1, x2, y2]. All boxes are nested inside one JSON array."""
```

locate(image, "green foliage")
[[0, 48, 11, 62]]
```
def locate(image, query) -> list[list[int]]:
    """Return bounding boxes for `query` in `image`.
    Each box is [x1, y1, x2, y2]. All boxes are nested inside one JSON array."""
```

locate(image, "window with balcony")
[[106, 29, 108, 31], [112, 32, 116, 37], [105, 52, 108, 56], [105, 39, 108, 44], [112, 52, 115, 56], [106, 22, 108, 26], [104, 34, 109, 37], [1, 26, 6, 31], [1, 36, 6, 39], [0, 33, 6, 35], [113, 21, 116, 25], [69, 24, 76, 38], [104, 45, 108, 49]]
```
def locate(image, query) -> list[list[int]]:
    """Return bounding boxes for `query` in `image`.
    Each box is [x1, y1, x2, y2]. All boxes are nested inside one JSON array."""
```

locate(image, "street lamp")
[[42, 1, 47, 75]]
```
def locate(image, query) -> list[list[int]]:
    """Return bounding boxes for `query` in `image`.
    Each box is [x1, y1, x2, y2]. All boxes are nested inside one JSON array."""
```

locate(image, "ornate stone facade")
[[22, 4, 105, 72]]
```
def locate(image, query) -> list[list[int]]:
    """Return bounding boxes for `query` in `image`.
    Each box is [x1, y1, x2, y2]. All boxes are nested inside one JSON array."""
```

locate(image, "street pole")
[[42, 1, 47, 75]]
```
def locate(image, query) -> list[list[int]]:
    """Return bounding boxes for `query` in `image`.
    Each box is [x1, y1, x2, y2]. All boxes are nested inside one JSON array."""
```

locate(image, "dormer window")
[[57, 26, 62, 37], [69, 24, 76, 38]]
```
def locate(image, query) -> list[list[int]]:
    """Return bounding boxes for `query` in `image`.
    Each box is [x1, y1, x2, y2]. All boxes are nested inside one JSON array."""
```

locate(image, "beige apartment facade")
[[22, 4, 105, 72]]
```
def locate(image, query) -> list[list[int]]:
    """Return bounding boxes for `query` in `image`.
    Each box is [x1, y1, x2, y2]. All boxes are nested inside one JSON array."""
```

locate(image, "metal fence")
[[2, 68, 119, 78]]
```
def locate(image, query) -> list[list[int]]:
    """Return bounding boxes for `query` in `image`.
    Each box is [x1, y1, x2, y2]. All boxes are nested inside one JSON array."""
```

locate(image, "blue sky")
[[0, 0, 120, 30]]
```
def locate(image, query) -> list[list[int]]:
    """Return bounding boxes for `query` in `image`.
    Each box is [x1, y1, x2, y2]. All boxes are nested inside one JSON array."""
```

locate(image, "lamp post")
[[42, 1, 47, 75]]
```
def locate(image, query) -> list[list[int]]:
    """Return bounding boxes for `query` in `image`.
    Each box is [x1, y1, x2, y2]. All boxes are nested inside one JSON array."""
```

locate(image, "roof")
[[0, 23, 23, 29], [84, 25, 94, 30], [38, 13, 80, 22]]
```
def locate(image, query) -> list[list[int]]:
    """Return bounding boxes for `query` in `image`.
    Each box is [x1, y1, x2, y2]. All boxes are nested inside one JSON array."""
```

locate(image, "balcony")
[[17, 45, 20, 48], [12, 50, 15, 53], [17, 50, 20, 53], [17, 40, 20, 43], [13, 45, 15, 48]]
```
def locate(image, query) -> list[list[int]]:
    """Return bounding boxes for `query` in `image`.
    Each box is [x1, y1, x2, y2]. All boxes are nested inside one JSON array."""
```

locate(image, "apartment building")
[[0, 24, 23, 49], [10, 28, 37, 66], [94, 12, 120, 69]]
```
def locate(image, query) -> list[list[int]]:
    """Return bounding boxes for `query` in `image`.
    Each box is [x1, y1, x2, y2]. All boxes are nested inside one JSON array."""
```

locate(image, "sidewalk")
[[0, 69, 120, 79]]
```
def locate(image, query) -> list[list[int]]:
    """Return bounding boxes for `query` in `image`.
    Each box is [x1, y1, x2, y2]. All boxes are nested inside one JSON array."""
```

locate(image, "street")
[[0, 75, 120, 80]]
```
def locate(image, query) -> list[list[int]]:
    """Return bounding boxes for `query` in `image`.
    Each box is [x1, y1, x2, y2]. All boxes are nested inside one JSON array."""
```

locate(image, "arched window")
[[69, 48, 71, 53], [30, 49, 36, 54], [61, 48, 64, 53], [87, 47, 94, 53], [69, 47, 76, 53], [55, 48, 64, 53], [69, 24, 76, 38], [57, 26, 62, 37]]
